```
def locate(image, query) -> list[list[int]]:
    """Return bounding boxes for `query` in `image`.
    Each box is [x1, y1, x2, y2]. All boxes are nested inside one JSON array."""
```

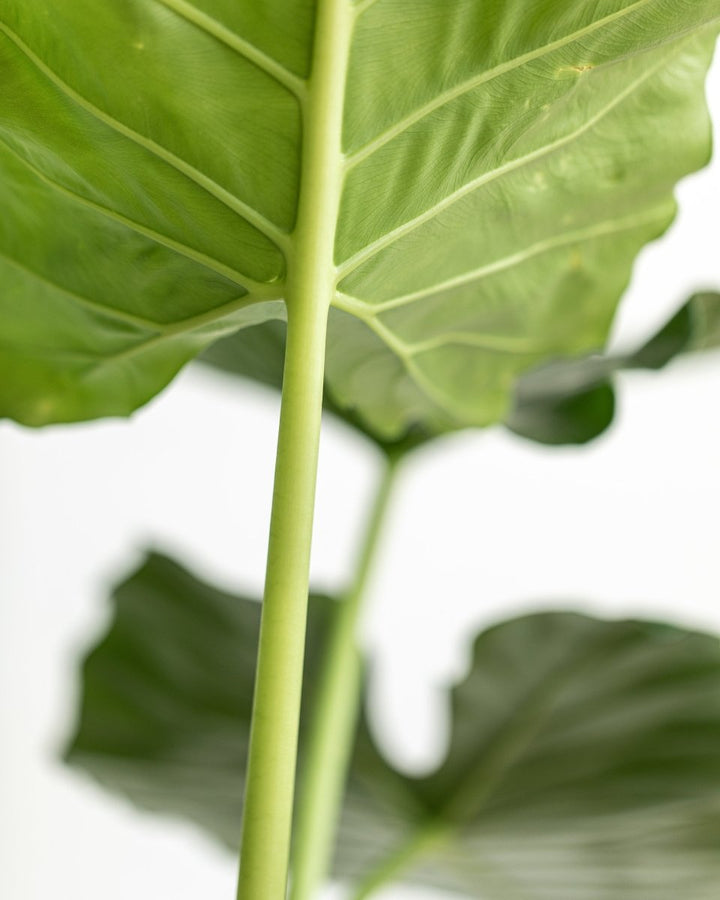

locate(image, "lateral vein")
[[338, 55, 672, 278], [0, 250, 164, 332], [79, 294, 267, 378], [338, 206, 673, 313], [351, 313, 475, 422], [153, 0, 307, 100], [334, 293, 546, 355], [0, 20, 291, 253], [0, 135, 274, 295], [345, 0, 657, 168]]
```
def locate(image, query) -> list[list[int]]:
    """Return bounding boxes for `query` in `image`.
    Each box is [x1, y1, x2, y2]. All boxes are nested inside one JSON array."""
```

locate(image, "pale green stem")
[[290, 456, 399, 900], [235, 296, 330, 900], [235, 0, 353, 896], [350, 821, 451, 900]]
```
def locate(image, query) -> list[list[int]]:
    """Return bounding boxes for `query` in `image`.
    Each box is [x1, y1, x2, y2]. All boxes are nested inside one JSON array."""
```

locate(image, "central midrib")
[[285, 0, 355, 324], [235, 5, 356, 898]]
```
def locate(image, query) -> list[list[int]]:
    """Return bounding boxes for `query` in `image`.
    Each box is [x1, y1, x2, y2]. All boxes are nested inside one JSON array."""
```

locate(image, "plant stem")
[[290, 456, 399, 900], [234, 294, 329, 900], [235, 0, 353, 897]]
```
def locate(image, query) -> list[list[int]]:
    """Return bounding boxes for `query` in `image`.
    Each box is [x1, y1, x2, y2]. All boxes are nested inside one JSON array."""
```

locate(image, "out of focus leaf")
[[65, 553, 337, 843], [507, 291, 720, 445], [340, 611, 720, 898], [67, 554, 720, 898]]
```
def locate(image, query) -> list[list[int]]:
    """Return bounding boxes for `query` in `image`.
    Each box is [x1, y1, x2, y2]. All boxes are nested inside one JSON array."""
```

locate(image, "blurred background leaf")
[[66, 553, 720, 898], [506, 290, 720, 445]]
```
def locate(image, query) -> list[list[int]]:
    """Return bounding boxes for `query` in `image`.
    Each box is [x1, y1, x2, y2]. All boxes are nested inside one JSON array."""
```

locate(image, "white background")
[[2, 56, 720, 900]]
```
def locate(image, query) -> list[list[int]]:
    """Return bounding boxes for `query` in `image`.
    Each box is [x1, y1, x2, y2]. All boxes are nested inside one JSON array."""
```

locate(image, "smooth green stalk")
[[236, 0, 353, 897], [350, 821, 451, 900], [235, 298, 328, 900], [290, 457, 399, 900]]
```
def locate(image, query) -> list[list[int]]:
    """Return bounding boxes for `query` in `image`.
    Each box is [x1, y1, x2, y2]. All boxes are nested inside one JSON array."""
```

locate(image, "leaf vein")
[[345, 310, 475, 422], [79, 295, 275, 378], [353, 629, 623, 892], [0, 134, 276, 296], [0, 250, 163, 332], [345, 0, 657, 167], [338, 55, 672, 278], [0, 20, 291, 253], [153, 0, 307, 101], [335, 293, 545, 355], [340, 206, 673, 313]]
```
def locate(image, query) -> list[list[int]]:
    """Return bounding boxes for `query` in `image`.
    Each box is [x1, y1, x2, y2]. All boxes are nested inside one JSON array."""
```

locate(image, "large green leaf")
[[67, 553, 720, 898], [1, 2, 718, 430]]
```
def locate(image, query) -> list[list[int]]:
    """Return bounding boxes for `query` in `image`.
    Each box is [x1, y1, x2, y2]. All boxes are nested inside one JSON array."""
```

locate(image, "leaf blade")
[[1, 1, 718, 432]]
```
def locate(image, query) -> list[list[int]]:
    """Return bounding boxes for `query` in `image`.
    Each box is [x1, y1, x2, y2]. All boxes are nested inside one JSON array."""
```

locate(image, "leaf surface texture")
[[0, 1, 718, 429]]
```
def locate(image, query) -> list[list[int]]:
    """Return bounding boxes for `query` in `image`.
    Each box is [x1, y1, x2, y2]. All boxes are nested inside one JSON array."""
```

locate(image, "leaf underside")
[[1, 1, 718, 434], [67, 553, 720, 899]]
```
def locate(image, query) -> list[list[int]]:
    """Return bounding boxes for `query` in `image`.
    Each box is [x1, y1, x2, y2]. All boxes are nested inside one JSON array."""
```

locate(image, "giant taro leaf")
[[1, 2, 719, 433], [67, 553, 720, 898]]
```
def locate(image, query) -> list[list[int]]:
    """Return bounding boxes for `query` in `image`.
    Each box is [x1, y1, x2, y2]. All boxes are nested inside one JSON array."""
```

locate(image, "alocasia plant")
[[2, 1, 720, 897]]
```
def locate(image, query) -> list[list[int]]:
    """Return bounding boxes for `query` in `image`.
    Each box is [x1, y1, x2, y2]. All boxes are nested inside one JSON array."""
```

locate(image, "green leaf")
[[507, 380, 617, 446], [1, 3, 718, 429], [67, 553, 720, 898], [507, 291, 720, 445], [342, 612, 720, 899], [65, 552, 338, 845], [629, 290, 720, 364]]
